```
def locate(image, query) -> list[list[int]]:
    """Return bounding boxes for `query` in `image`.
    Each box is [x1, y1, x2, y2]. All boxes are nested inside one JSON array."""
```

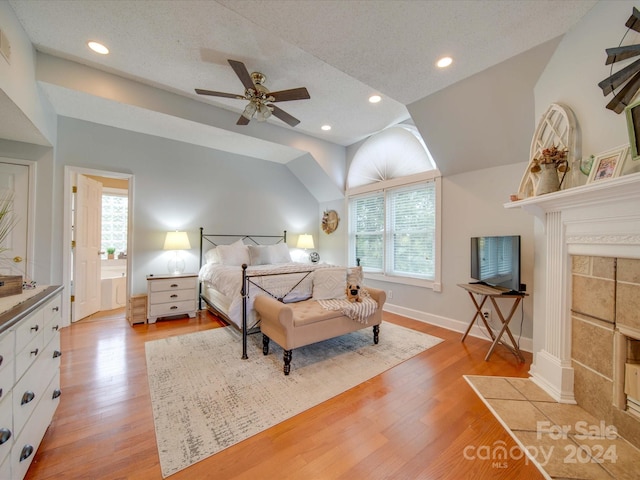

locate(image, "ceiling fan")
[[195, 59, 310, 127]]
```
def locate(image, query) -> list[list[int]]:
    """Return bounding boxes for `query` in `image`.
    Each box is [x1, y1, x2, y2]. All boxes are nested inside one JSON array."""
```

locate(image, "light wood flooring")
[[24, 308, 543, 480]]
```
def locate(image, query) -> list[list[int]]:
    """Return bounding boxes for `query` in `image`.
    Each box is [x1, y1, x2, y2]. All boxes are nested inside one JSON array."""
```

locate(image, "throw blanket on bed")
[[317, 296, 378, 324]]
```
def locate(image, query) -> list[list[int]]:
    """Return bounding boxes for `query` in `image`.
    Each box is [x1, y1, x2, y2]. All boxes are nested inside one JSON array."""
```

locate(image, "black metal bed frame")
[[199, 228, 316, 359]]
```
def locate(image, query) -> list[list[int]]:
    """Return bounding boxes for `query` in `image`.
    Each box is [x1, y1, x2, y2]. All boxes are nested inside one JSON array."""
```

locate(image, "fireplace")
[[506, 172, 640, 448]]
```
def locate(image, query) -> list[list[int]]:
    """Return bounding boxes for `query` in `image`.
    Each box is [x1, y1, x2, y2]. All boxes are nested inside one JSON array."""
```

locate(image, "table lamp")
[[164, 231, 191, 274], [297, 234, 318, 263]]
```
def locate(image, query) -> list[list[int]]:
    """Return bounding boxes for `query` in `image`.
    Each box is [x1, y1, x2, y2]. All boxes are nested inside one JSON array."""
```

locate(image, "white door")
[[0, 162, 29, 276], [73, 174, 102, 321]]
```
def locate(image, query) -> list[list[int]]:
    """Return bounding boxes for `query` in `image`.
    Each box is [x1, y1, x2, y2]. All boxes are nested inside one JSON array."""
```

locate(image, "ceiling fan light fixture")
[[321, 125, 332, 131], [255, 103, 272, 122], [369, 95, 382, 103], [242, 101, 258, 120]]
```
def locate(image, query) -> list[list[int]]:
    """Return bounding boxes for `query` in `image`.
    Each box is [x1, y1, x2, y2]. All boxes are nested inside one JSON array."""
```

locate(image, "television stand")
[[458, 283, 526, 363]]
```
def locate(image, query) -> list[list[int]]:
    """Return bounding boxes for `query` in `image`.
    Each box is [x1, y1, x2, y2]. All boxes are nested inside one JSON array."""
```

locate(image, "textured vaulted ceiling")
[[5, 0, 597, 165]]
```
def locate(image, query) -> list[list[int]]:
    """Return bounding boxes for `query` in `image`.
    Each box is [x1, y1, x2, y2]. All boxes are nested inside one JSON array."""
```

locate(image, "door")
[[72, 174, 102, 321], [0, 162, 29, 276]]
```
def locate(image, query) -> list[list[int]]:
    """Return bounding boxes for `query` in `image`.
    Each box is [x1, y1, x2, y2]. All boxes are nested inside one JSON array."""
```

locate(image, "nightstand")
[[146, 273, 198, 323]]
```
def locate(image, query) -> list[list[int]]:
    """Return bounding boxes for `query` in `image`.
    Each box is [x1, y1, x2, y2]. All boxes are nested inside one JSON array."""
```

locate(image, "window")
[[101, 190, 128, 258], [348, 175, 440, 285], [346, 124, 441, 289]]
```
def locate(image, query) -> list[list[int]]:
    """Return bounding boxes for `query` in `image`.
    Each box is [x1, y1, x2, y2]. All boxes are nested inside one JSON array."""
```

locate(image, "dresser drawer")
[[13, 352, 53, 436], [14, 335, 42, 383], [148, 276, 196, 292], [0, 394, 13, 467], [0, 329, 14, 399], [149, 299, 195, 318], [15, 310, 43, 354]]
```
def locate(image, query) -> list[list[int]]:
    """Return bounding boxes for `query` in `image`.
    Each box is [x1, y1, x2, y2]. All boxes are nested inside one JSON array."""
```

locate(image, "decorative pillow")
[[347, 266, 363, 286], [269, 243, 292, 264], [248, 245, 271, 265], [217, 239, 250, 266], [204, 247, 219, 264], [312, 267, 347, 300]]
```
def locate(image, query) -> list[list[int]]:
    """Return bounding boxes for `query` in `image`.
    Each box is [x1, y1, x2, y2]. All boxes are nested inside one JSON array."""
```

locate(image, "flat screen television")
[[470, 235, 521, 293]]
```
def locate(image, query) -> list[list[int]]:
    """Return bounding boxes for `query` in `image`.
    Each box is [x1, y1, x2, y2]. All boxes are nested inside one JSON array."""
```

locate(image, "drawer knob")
[[0, 387, 2, 399], [30, 348, 39, 357], [21, 391, 35, 405], [19, 444, 34, 462], [30, 324, 39, 332], [170, 305, 178, 310], [0, 354, 3, 366], [0, 428, 11, 445], [52, 324, 59, 331], [52, 389, 62, 400], [170, 283, 179, 288], [170, 294, 178, 298], [52, 306, 59, 312], [53, 350, 62, 358]]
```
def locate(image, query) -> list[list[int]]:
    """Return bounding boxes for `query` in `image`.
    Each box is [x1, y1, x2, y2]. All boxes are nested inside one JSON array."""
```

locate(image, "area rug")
[[146, 322, 442, 477], [464, 375, 640, 479]]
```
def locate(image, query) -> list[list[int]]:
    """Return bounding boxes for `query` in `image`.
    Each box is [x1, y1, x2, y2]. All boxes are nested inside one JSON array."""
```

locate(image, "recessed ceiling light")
[[321, 125, 332, 131], [369, 95, 382, 103], [436, 56, 453, 68], [88, 41, 109, 55]]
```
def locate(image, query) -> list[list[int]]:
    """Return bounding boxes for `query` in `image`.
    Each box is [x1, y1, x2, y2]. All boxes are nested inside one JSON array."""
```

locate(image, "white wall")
[[55, 117, 321, 294]]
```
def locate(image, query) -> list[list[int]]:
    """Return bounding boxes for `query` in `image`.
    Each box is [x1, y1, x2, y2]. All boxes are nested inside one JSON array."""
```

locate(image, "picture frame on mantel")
[[587, 145, 628, 184], [625, 99, 640, 160]]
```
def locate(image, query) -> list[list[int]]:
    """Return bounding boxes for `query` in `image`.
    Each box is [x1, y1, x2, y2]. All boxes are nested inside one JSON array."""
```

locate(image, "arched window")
[[347, 125, 442, 290]]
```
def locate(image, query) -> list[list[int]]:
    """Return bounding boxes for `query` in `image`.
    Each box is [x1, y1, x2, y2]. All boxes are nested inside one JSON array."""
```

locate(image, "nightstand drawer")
[[149, 289, 196, 305], [149, 300, 195, 317], [148, 277, 196, 292]]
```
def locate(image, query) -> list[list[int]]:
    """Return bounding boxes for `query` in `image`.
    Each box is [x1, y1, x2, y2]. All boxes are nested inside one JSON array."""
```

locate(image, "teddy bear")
[[346, 283, 362, 303]]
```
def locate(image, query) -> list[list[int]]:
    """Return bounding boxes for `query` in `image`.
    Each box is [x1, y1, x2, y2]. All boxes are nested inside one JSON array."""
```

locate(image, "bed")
[[198, 229, 335, 358]]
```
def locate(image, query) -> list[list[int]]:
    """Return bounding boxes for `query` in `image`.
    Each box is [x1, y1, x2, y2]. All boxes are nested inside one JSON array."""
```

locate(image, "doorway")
[[63, 167, 133, 324]]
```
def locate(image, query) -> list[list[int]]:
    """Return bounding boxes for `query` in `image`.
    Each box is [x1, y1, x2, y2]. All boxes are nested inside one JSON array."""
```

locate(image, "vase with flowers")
[[530, 145, 569, 195]]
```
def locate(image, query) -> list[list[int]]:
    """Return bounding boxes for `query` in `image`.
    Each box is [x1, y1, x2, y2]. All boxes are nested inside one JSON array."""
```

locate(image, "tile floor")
[[465, 375, 640, 480]]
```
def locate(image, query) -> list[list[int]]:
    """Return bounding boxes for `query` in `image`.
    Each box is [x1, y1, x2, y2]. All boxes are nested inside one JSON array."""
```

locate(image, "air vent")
[[0, 28, 11, 64]]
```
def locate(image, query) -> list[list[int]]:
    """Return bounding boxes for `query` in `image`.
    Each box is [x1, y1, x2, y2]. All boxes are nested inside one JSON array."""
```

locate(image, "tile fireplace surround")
[[506, 172, 640, 449]]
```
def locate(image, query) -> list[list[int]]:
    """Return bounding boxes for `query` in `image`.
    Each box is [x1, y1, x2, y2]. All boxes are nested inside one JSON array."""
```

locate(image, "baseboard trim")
[[383, 302, 533, 353]]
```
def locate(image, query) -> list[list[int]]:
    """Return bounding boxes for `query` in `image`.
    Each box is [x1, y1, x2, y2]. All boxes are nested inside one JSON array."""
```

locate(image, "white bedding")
[[199, 262, 331, 329]]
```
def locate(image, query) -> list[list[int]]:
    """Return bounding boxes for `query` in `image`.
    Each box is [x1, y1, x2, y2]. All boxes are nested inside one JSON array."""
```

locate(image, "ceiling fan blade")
[[269, 105, 300, 127], [228, 59, 255, 92], [195, 88, 244, 99], [269, 87, 310, 103], [236, 114, 250, 126]]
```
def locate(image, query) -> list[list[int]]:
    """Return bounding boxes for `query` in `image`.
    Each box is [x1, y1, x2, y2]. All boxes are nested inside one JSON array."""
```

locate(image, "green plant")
[[0, 192, 17, 256], [107, 247, 116, 255]]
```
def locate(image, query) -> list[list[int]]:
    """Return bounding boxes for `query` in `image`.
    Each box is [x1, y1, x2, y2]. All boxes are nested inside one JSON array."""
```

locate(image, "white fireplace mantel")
[[505, 172, 640, 403]]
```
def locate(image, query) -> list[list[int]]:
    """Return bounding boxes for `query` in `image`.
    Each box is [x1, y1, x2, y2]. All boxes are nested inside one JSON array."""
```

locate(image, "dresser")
[[146, 274, 197, 323], [0, 285, 63, 480]]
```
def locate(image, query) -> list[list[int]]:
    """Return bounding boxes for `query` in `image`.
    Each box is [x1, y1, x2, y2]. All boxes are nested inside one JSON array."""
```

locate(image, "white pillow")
[[312, 267, 347, 300], [269, 243, 292, 264], [248, 245, 271, 265], [347, 266, 363, 286], [217, 239, 250, 266], [204, 247, 219, 264]]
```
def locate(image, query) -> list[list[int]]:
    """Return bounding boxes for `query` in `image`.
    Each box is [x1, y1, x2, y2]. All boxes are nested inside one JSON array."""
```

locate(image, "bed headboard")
[[199, 228, 287, 268]]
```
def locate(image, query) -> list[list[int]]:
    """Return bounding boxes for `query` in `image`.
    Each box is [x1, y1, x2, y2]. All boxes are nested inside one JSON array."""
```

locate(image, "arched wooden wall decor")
[[518, 103, 579, 198], [322, 210, 339, 234]]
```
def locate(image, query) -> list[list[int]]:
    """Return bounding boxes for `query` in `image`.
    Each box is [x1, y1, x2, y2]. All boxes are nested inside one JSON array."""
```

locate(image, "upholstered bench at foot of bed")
[[254, 287, 386, 375]]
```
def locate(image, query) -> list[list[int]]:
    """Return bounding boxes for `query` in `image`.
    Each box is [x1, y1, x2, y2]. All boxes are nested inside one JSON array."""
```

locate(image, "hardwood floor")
[[24, 308, 543, 480]]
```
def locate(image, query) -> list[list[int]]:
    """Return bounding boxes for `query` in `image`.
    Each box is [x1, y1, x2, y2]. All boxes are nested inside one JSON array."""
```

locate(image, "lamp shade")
[[163, 231, 191, 250], [296, 234, 314, 249]]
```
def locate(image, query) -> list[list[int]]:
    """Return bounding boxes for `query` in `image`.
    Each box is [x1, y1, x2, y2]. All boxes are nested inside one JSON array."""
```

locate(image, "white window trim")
[[346, 170, 442, 292]]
